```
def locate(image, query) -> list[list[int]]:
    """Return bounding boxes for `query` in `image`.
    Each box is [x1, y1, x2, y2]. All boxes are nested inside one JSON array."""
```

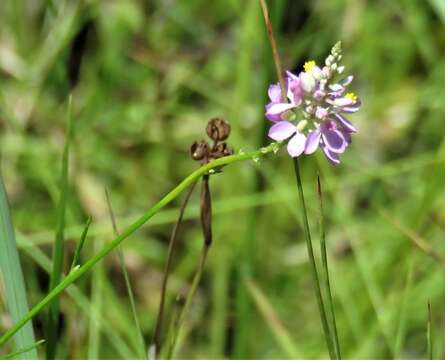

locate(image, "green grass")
[[0, 177, 37, 359], [1, 0, 445, 358]]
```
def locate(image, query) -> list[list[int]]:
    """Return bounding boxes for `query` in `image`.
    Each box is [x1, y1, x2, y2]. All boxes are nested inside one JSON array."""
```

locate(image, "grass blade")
[[0, 339, 45, 360], [0, 176, 38, 359], [151, 181, 197, 356], [427, 301, 432, 360], [246, 279, 302, 359], [317, 176, 342, 359], [293, 160, 335, 358], [105, 190, 146, 359], [70, 216, 92, 271], [46, 95, 74, 359]]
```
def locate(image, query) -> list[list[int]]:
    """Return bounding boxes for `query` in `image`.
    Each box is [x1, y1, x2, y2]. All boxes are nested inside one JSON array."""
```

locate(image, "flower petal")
[[321, 145, 340, 165], [342, 98, 362, 113], [329, 83, 344, 92], [268, 83, 282, 103], [340, 75, 353, 86], [265, 103, 283, 122], [287, 132, 306, 157], [312, 65, 322, 79], [286, 70, 299, 80], [266, 102, 296, 116], [333, 97, 354, 107], [322, 129, 347, 153], [315, 107, 328, 119], [268, 121, 297, 141], [334, 114, 357, 133], [287, 77, 303, 106], [299, 72, 316, 93], [304, 129, 321, 154]]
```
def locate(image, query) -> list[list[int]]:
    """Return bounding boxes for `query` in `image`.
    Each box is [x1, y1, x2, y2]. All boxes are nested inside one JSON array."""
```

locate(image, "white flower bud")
[[331, 63, 337, 70], [337, 65, 345, 74], [296, 119, 308, 132]]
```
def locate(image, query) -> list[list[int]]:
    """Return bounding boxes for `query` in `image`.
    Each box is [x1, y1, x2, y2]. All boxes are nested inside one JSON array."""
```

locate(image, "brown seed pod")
[[190, 140, 209, 161], [206, 117, 231, 142], [209, 142, 234, 161]]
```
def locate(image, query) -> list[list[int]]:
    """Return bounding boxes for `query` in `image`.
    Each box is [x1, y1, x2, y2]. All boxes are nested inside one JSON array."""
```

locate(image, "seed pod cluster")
[[190, 117, 234, 163]]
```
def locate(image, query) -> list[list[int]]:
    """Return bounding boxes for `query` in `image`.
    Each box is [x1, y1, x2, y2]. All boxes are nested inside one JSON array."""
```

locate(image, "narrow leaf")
[[0, 339, 45, 360], [0, 176, 38, 359], [105, 190, 146, 358], [70, 216, 92, 271], [46, 96, 74, 359]]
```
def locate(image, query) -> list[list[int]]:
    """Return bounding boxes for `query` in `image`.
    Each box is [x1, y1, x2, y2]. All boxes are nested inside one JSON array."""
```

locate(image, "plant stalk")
[[293, 159, 335, 358]]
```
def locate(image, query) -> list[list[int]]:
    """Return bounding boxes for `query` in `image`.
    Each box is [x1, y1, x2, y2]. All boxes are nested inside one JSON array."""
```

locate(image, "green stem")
[[165, 244, 210, 359], [0, 142, 281, 347], [152, 181, 197, 354], [46, 95, 73, 359], [292, 158, 335, 358], [427, 301, 432, 360], [317, 176, 341, 359]]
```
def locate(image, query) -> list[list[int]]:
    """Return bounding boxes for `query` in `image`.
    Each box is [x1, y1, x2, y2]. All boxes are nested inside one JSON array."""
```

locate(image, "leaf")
[[0, 176, 38, 359]]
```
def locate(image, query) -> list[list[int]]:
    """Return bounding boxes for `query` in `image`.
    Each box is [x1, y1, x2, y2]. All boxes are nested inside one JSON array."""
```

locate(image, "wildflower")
[[265, 42, 361, 164]]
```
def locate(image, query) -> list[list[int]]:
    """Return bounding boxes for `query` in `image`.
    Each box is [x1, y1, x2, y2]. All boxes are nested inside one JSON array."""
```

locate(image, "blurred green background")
[[1, 0, 445, 358]]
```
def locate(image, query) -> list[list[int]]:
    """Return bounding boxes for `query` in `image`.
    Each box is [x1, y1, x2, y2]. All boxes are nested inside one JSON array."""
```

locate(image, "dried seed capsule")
[[206, 117, 231, 142], [190, 140, 209, 161], [210, 142, 234, 160]]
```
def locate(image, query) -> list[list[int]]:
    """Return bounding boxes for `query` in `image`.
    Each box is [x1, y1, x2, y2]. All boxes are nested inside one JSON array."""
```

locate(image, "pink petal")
[[266, 102, 296, 116], [333, 97, 354, 107], [268, 121, 297, 141], [304, 129, 321, 154], [299, 72, 316, 93], [287, 132, 306, 157], [268, 83, 282, 103], [340, 75, 354, 86], [322, 129, 347, 154], [321, 145, 341, 165], [334, 114, 357, 133]]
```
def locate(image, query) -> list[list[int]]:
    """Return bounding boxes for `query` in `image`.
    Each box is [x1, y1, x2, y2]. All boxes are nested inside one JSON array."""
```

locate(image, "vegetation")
[[1, 0, 445, 358]]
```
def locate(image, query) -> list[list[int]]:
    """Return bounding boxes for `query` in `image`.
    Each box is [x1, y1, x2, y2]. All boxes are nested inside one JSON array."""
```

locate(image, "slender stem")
[[317, 176, 341, 359], [152, 181, 197, 354], [259, 0, 286, 95], [427, 301, 432, 360], [46, 95, 73, 359], [70, 216, 92, 271], [165, 244, 210, 359], [166, 173, 213, 358], [0, 142, 281, 347], [293, 159, 335, 358], [258, 0, 336, 356], [105, 190, 146, 358]]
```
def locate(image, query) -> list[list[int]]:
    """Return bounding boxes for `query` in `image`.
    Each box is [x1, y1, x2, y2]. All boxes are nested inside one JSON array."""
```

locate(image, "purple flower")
[[265, 42, 361, 165]]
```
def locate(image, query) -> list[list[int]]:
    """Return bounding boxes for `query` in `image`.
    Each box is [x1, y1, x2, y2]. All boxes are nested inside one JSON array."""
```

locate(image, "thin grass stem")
[[105, 190, 146, 359], [46, 95, 73, 359], [151, 181, 197, 355], [0, 339, 45, 360], [427, 301, 432, 360], [317, 176, 341, 359], [70, 216, 92, 271], [293, 159, 335, 358], [165, 244, 210, 359]]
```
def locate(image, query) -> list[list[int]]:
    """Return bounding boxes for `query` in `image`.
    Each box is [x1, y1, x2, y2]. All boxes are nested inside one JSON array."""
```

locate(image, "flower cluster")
[[265, 42, 361, 164]]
